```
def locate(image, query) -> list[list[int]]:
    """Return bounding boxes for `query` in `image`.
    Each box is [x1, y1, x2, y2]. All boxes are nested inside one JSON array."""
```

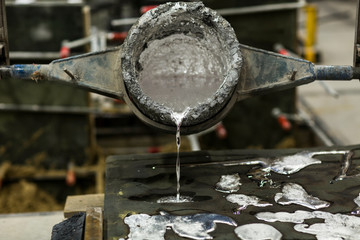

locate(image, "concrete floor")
[[298, 0, 360, 145], [0, 212, 64, 240]]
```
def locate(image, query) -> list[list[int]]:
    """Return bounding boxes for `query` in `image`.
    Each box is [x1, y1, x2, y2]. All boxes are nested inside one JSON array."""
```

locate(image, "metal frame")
[[0, 0, 9, 65]]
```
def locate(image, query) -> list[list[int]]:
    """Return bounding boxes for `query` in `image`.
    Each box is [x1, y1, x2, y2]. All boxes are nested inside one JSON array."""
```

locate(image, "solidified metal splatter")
[[157, 195, 193, 203], [351, 193, 360, 215], [255, 210, 360, 239], [256, 210, 316, 224], [234, 223, 282, 240], [124, 213, 168, 240], [332, 148, 360, 182], [123, 211, 237, 240], [274, 183, 330, 210], [215, 173, 242, 193], [269, 151, 322, 175], [226, 194, 272, 210], [188, 150, 347, 179]]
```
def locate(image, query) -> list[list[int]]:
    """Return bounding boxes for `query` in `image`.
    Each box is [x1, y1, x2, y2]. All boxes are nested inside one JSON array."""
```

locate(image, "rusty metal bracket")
[[0, 0, 9, 65]]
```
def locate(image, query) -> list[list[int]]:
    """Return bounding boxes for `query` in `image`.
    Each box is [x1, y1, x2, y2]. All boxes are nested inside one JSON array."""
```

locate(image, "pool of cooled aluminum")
[[104, 146, 360, 239]]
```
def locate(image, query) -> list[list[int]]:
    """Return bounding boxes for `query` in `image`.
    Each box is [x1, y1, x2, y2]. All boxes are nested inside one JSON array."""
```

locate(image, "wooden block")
[[84, 207, 103, 240], [64, 194, 104, 218]]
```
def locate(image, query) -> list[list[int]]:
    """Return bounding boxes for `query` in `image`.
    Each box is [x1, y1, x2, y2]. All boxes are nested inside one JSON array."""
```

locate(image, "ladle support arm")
[[315, 65, 360, 80], [0, 47, 123, 99], [236, 44, 360, 101], [237, 44, 316, 101]]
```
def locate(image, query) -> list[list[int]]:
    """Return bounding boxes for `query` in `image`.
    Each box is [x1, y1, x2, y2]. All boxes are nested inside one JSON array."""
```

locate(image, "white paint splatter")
[[234, 223, 282, 240], [275, 183, 330, 210], [226, 194, 272, 210], [215, 173, 242, 193]]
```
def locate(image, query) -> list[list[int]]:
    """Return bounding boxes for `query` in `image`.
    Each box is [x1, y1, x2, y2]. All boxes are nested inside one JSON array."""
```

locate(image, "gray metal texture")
[[105, 145, 360, 239], [236, 44, 315, 101], [121, 2, 242, 127], [2, 47, 122, 99]]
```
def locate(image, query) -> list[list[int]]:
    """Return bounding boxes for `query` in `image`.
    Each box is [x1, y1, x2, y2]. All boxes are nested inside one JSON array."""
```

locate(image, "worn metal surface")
[[236, 44, 315, 101], [105, 146, 360, 239], [2, 47, 122, 99]]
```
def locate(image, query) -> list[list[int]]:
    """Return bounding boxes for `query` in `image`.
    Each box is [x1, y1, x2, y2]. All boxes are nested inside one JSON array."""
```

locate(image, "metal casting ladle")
[[1, 2, 359, 134]]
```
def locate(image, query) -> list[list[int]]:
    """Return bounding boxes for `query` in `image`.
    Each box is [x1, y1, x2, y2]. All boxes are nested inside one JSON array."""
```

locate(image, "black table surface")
[[105, 145, 360, 239]]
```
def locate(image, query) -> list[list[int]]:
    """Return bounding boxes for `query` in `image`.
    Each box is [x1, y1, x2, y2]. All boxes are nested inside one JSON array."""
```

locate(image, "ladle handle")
[[0, 47, 123, 99], [315, 65, 360, 80]]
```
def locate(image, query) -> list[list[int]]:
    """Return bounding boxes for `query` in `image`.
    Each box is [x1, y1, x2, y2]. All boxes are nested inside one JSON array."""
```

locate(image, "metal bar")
[[0, 0, 9, 65], [217, 0, 306, 16], [317, 81, 339, 98], [315, 65, 354, 80], [111, 0, 306, 27], [111, 17, 138, 27], [354, 0, 360, 67], [0, 103, 101, 115], [297, 96, 338, 146], [63, 36, 92, 49], [9, 51, 60, 60]]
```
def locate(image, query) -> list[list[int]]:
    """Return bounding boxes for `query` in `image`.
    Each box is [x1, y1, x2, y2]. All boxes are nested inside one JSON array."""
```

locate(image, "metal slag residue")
[[234, 223, 282, 240], [123, 211, 237, 240], [275, 183, 330, 210], [256, 210, 360, 240], [215, 173, 242, 193]]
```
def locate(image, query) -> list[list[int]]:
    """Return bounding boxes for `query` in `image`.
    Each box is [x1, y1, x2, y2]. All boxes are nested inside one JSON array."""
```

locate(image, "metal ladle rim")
[[121, 2, 242, 133]]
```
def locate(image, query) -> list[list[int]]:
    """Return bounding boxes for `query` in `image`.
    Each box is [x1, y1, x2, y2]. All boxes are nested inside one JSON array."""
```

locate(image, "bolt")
[[290, 71, 297, 81], [63, 68, 77, 81]]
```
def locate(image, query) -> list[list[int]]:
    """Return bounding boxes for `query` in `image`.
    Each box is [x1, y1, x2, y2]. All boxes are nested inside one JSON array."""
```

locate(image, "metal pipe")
[[315, 65, 354, 80]]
